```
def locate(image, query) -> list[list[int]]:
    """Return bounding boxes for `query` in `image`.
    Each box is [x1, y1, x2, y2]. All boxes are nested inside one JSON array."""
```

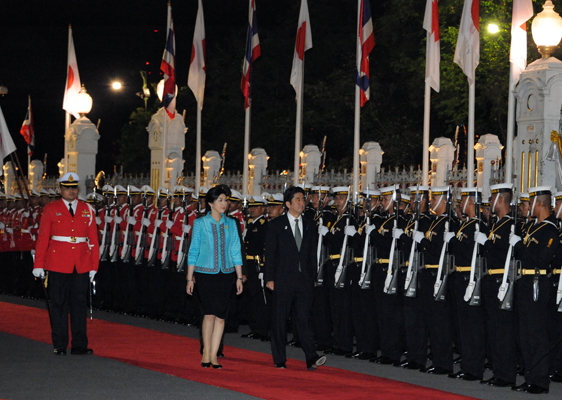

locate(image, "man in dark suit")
[[265, 186, 327, 370]]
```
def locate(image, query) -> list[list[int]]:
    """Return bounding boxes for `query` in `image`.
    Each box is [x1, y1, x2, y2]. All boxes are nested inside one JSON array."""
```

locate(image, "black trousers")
[[312, 263, 333, 348], [48, 269, 89, 350], [452, 271, 486, 379], [403, 269, 429, 366], [327, 260, 354, 353], [245, 261, 270, 337], [482, 274, 517, 383], [349, 263, 379, 354], [517, 275, 551, 389], [547, 279, 562, 375], [270, 277, 317, 365]]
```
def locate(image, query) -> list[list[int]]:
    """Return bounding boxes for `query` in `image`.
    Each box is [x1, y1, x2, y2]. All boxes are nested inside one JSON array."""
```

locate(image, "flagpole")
[[64, 112, 70, 174], [505, 64, 516, 185], [293, 67, 304, 187], [422, 83, 430, 186], [195, 106, 202, 192], [243, 106, 251, 193], [467, 81, 475, 188], [162, 112, 168, 189], [352, 0, 361, 195]]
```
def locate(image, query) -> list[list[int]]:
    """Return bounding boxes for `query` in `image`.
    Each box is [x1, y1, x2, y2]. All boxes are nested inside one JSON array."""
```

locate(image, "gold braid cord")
[[551, 130, 562, 160]]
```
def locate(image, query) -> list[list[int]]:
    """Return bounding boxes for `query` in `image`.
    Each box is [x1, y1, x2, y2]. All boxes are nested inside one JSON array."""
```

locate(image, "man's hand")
[[413, 231, 424, 243], [127, 216, 136, 225], [318, 226, 329, 236], [166, 220, 174, 230], [32, 268, 45, 279], [89, 271, 96, 282], [474, 232, 487, 245], [443, 232, 455, 243], [104, 216, 113, 224], [392, 228, 404, 239], [142, 218, 151, 227], [182, 225, 191, 234], [509, 234, 522, 246], [266, 281, 274, 291], [344, 225, 357, 237]]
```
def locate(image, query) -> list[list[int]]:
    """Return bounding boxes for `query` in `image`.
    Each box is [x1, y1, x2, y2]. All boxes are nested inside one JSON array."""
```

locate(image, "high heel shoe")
[[211, 363, 222, 369], [201, 362, 211, 368]]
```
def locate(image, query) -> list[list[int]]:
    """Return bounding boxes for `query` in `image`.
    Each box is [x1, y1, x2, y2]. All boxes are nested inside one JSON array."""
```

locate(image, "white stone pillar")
[[429, 137, 455, 187], [3, 162, 15, 195], [475, 134, 503, 198], [299, 145, 321, 183], [359, 141, 384, 189], [514, 57, 562, 192], [147, 107, 187, 190], [248, 148, 269, 195], [28, 160, 44, 190], [202, 150, 221, 189], [66, 116, 100, 194]]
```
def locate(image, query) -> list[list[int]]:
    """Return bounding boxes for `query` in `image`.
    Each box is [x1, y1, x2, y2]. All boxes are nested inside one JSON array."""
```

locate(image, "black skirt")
[[194, 271, 235, 319]]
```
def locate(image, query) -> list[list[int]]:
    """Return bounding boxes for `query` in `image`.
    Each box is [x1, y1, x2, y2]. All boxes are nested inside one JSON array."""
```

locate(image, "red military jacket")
[[34, 199, 100, 274]]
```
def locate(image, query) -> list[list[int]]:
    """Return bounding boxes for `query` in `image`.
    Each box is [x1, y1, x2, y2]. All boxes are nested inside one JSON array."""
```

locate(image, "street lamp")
[[112, 81, 122, 90], [532, 0, 562, 59], [488, 23, 499, 34], [75, 85, 93, 117]]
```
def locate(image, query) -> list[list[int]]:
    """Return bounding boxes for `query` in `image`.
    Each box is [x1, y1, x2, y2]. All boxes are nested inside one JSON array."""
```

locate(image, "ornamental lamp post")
[[531, 0, 562, 59], [74, 85, 93, 117]]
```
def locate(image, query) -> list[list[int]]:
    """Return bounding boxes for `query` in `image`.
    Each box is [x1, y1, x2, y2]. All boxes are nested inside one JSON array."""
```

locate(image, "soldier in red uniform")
[[32, 173, 99, 356]]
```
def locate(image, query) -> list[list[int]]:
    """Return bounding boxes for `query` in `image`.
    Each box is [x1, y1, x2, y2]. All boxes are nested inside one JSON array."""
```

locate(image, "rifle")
[[334, 190, 352, 289], [464, 191, 486, 306], [161, 192, 174, 270], [498, 197, 521, 310], [121, 186, 134, 263], [177, 189, 191, 273], [147, 188, 164, 267], [219, 142, 227, 179], [316, 187, 329, 287], [404, 185, 422, 297], [434, 190, 455, 301], [359, 188, 375, 289], [99, 190, 112, 261], [134, 189, 149, 265], [319, 136, 327, 173], [109, 186, 122, 263], [384, 189, 401, 294]]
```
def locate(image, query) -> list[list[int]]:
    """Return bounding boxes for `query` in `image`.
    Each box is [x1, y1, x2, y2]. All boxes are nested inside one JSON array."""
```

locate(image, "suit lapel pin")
[[284, 226, 288, 230]]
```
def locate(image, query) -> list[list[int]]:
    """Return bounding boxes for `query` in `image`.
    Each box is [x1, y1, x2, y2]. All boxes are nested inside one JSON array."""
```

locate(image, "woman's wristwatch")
[[237, 277, 243, 281]]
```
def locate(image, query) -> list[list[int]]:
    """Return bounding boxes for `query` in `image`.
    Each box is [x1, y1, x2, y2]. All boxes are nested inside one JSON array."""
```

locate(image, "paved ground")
[[0, 294, 559, 400]]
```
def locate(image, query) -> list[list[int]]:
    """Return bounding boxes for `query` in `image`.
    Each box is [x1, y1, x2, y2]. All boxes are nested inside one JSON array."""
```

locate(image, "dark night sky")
[[0, 0, 304, 176]]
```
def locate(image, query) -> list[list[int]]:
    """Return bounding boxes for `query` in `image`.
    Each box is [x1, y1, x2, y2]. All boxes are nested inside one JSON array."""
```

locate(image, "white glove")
[[474, 231, 487, 245], [0, 222, 5, 229], [104, 216, 113, 224], [6, 228, 13, 234], [95, 217, 101, 225], [392, 228, 404, 239], [413, 231, 425, 243], [142, 218, 151, 227], [32, 268, 45, 279], [182, 225, 191, 234], [509, 234, 522, 246], [154, 219, 163, 229], [22, 211, 30, 218], [127, 216, 137, 225], [366, 225, 376, 235], [89, 270, 96, 282], [166, 220, 174, 230], [344, 225, 357, 237], [318, 225, 329, 236], [114, 216, 123, 224], [443, 232, 455, 243]]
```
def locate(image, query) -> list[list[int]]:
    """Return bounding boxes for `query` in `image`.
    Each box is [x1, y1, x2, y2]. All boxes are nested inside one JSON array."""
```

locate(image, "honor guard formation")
[[3, 177, 562, 393]]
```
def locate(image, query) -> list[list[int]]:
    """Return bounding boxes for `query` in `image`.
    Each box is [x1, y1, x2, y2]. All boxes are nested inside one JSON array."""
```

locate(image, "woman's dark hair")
[[205, 186, 229, 212], [284, 186, 305, 205]]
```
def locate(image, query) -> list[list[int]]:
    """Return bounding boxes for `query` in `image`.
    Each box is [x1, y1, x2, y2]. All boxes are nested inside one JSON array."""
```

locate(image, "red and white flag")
[[423, 0, 440, 92], [356, 0, 375, 106], [161, 3, 176, 119], [510, 0, 533, 84], [62, 26, 82, 119], [188, 0, 206, 110], [454, 0, 479, 85], [0, 106, 17, 168], [241, 0, 261, 109], [290, 0, 313, 101], [20, 95, 35, 156]]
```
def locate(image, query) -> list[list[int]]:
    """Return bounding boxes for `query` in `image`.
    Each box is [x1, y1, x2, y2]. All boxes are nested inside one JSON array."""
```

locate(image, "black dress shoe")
[[70, 348, 94, 355], [217, 352, 225, 358], [392, 360, 404, 367], [53, 348, 66, 355], [287, 339, 300, 346], [275, 363, 287, 369], [201, 362, 211, 368], [315, 344, 332, 351], [345, 351, 361, 359], [397, 359, 409, 367], [260, 336, 271, 342], [480, 377, 494, 385], [402, 361, 424, 370], [551, 373, 562, 382], [425, 366, 450, 375], [448, 371, 478, 380], [488, 378, 514, 387], [307, 355, 327, 371], [453, 356, 462, 364], [211, 363, 222, 369], [323, 347, 336, 355], [526, 384, 548, 394], [358, 352, 375, 360], [511, 382, 530, 392], [332, 348, 348, 356], [241, 332, 255, 339], [372, 356, 395, 365]]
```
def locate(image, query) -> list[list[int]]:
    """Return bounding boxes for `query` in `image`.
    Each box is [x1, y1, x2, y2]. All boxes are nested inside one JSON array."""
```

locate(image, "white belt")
[[51, 235, 88, 243], [21, 229, 30, 233]]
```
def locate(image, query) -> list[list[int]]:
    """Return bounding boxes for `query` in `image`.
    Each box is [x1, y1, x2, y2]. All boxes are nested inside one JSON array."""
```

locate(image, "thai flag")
[[241, 0, 261, 110], [356, 0, 375, 107], [20, 95, 35, 156], [160, 3, 176, 119]]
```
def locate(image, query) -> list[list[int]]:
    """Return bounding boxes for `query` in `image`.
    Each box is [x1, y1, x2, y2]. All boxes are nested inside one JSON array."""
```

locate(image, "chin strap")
[[431, 195, 443, 215], [530, 198, 536, 218]]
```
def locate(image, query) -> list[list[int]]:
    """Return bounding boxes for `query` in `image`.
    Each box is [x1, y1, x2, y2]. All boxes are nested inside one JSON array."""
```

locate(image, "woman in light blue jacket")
[[186, 186, 243, 369]]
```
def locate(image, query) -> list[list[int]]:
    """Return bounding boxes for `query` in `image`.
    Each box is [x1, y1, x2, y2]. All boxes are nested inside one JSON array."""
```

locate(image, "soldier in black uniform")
[[368, 185, 405, 365], [413, 186, 455, 375], [241, 195, 269, 340], [549, 191, 562, 383], [511, 186, 558, 394], [393, 185, 432, 370], [447, 188, 488, 381]]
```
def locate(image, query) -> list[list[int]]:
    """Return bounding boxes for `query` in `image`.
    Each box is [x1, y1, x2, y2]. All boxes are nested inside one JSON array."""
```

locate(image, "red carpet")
[[0, 302, 476, 400]]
